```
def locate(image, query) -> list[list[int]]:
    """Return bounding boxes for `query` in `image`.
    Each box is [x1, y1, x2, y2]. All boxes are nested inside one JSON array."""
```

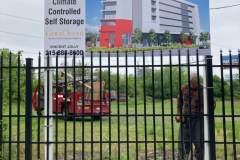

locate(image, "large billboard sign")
[[224, 74, 238, 81], [222, 55, 239, 68], [44, 0, 85, 57]]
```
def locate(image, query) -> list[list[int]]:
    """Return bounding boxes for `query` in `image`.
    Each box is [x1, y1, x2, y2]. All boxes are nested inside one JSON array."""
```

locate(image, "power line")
[[0, 30, 43, 39], [210, 4, 240, 10], [0, 12, 43, 23], [0, 0, 42, 9], [211, 43, 239, 51]]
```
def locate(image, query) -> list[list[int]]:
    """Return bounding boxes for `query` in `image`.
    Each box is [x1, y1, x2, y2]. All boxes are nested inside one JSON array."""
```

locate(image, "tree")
[[148, 29, 157, 47], [0, 48, 42, 105], [1, 49, 25, 103], [199, 32, 210, 42], [206, 32, 210, 41], [212, 74, 231, 99], [138, 67, 188, 99], [179, 31, 187, 44], [232, 79, 240, 99], [132, 28, 142, 44], [199, 32, 206, 42], [189, 31, 196, 44], [162, 30, 172, 45], [64, 60, 91, 78], [86, 32, 98, 44]]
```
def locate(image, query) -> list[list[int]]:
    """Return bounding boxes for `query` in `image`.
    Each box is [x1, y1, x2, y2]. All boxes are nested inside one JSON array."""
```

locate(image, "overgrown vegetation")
[[0, 49, 41, 159]]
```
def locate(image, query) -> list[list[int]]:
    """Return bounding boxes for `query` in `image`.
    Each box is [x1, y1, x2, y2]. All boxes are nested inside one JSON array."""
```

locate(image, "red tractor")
[[33, 78, 110, 120]]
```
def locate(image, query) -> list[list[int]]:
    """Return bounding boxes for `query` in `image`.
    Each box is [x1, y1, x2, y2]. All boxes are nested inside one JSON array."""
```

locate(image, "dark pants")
[[178, 118, 204, 160]]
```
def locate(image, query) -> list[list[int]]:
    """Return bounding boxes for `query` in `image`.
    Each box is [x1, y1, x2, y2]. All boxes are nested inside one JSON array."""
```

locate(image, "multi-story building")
[[99, 0, 201, 48]]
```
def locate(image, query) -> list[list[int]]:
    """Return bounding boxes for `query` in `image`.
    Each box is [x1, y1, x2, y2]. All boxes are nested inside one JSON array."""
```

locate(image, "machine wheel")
[[37, 110, 42, 116], [93, 115, 101, 120], [62, 105, 70, 121]]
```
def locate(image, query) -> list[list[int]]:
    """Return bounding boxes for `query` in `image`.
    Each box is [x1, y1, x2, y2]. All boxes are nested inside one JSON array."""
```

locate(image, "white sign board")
[[44, 0, 85, 57]]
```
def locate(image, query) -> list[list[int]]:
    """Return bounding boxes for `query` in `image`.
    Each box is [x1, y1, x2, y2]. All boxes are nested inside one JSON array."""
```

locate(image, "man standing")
[[176, 72, 204, 160]]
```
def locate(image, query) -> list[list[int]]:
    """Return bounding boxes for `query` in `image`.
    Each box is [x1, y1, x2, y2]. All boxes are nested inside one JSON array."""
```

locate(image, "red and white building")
[[99, 0, 132, 48], [99, 0, 201, 48]]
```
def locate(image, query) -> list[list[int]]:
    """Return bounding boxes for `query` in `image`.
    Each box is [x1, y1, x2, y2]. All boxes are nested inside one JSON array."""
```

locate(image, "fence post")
[[0, 51, 3, 153], [204, 55, 216, 160], [25, 58, 33, 160]]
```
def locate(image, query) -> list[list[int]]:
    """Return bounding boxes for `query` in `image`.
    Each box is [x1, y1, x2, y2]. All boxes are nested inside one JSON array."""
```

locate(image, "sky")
[[187, 0, 210, 32], [86, 0, 102, 28], [0, 0, 239, 62]]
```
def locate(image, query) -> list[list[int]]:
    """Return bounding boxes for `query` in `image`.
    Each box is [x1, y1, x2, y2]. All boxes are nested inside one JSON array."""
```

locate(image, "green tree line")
[[1, 48, 239, 107], [0, 49, 40, 106], [98, 68, 239, 100], [133, 28, 210, 46]]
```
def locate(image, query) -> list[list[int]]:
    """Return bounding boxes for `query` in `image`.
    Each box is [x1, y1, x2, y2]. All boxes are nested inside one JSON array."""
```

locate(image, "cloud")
[[92, 16, 100, 23], [200, 28, 206, 33], [86, 24, 100, 33]]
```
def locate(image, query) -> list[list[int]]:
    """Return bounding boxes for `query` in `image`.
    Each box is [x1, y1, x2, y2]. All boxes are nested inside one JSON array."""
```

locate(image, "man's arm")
[[176, 89, 183, 122], [177, 90, 183, 115]]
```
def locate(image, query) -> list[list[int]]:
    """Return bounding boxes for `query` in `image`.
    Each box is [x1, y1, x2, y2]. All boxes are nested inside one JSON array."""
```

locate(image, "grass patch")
[[1, 100, 239, 159]]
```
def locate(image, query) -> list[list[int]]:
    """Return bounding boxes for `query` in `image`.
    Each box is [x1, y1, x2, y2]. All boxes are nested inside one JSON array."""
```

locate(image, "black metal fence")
[[0, 49, 239, 159]]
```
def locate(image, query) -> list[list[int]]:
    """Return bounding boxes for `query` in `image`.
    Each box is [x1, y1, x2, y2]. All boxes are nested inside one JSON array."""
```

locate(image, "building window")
[[101, 21, 116, 26], [104, 2, 116, 10], [103, 11, 116, 19], [109, 33, 115, 48], [122, 33, 131, 47], [152, 16, 156, 23]]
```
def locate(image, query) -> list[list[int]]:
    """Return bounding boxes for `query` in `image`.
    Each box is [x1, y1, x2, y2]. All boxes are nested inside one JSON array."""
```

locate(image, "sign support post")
[[44, 57, 53, 160], [204, 55, 216, 160], [203, 56, 210, 160]]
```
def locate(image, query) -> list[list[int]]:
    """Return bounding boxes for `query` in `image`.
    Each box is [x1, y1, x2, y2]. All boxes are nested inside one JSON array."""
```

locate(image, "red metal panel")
[[99, 19, 133, 48]]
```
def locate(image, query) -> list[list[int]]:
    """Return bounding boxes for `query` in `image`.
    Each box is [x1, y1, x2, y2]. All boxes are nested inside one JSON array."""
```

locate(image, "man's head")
[[190, 72, 198, 89]]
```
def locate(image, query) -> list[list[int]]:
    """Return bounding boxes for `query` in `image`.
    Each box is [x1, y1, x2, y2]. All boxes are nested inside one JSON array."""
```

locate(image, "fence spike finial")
[[220, 49, 223, 54]]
